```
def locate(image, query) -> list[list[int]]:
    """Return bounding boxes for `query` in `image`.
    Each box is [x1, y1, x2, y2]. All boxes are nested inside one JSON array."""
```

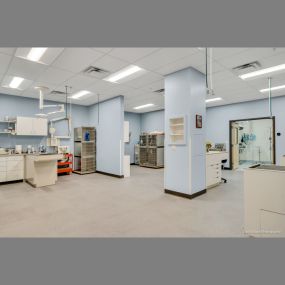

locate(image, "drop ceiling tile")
[[37, 67, 74, 85], [91, 54, 129, 73], [87, 78, 116, 94], [212, 70, 237, 81], [64, 74, 98, 89], [218, 48, 285, 69], [0, 48, 16, 56], [0, 53, 11, 74], [141, 79, 164, 93], [22, 82, 58, 98], [211, 48, 248, 60], [122, 88, 146, 99], [52, 48, 104, 73], [246, 73, 285, 91], [0, 86, 22, 96], [125, 72, 162, 89], [109, 48, 159, 63], [15, 48, 64, 65], [7, 57, 47, 80], [1, 74, 33, 92], [156, 52, 206, 75], [260, 52, 285, 68], [91, 48, 113, 54], [135, 48, 199, 71], [213, 77, 248, 89]]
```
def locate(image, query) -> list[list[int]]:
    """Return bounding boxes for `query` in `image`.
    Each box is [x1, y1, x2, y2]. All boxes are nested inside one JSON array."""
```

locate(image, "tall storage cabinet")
[[73, 127, 96, 174], [139, 133, 164, 168]]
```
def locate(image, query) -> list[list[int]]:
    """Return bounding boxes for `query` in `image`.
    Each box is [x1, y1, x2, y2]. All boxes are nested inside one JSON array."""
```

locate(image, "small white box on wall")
[[124, 121, 130, 143]]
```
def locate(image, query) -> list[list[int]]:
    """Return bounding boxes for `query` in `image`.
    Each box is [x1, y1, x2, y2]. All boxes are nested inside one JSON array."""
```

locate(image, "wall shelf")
[[169, 116, 186, 145]]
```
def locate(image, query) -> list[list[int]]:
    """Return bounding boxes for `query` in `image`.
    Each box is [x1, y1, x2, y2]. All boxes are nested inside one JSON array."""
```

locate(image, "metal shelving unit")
[[139, 133, 164, 168], [73, 127, 96, 175], [0, 120, 16, 135]]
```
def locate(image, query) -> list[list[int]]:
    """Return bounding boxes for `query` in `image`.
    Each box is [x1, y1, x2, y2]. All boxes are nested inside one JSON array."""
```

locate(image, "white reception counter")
[[244, 165, 285, 237]]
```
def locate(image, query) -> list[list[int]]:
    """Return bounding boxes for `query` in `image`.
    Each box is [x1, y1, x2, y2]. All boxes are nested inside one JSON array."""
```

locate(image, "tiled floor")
[[0, 166, 245, 237]]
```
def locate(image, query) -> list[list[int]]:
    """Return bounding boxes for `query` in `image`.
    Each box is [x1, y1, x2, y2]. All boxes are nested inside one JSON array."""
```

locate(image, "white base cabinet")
[[0, 156, 24, 183], [206, 151, 228, 189]]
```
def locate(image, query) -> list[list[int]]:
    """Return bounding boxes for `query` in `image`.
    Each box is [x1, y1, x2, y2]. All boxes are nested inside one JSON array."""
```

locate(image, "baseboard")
[[164, 188, 207, 199], [96, 171, 124, 178], [223, 167, 231, 170], [0, 179, 24, 185], [130, 163, 136, 165]]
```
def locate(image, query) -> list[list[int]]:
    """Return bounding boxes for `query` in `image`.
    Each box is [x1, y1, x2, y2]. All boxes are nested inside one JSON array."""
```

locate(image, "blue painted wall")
[[88, 96, 124, 176], [0, 93, 89, 152], [124, 112, 141, 163], [0, 93, 125, 176], [136, 96, 285, 167], [140, 110, 164, 133], [206, 96, 285, 166]]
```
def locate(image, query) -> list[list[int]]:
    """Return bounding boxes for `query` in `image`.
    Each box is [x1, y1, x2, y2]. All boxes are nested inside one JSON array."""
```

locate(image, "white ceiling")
[[1, 47, 285, 113]]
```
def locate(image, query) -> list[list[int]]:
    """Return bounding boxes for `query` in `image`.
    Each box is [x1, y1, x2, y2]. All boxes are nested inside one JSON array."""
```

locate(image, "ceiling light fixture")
[[134, 103, 154, 110], [104, 65, 144, 83], [26, 48, 48, 62], [70, 90, 91, 99], [205, 97, 222, 103], [260, 84, 285, 93], [9, 77, 24, 89], [239, 64, 285, 80]]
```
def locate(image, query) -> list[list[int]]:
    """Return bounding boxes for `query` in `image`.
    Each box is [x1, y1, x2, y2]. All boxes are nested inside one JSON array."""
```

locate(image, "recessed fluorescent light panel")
[[260, 84, 285, 93], [15, 48, 64, 65], [70, 90, 91, 99], [104, 65, 146, 83], [9, 77, 24, 89], [134, 103, 154, 110], [1, 75, 32, 90], [240, 64, 285, 80], [27, 48, 48, 62], [205, 97, 222, 103]]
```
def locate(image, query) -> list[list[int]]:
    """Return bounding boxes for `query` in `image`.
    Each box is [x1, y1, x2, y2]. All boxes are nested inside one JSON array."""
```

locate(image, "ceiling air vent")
[[154, 88, 165, 94], [83, 66, 110, 79], [232, 61, 261, 74], [50, 90, 68, 95]]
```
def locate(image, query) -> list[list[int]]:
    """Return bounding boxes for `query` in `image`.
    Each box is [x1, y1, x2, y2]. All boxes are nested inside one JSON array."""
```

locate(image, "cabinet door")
[[0, 171, 6, 182], [32, 118, 47, 136], [16, 117, 33, 135]]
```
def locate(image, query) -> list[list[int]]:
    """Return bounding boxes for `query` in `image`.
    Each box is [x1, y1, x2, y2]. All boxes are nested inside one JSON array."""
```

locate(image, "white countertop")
[[0, 153, 59, 157], [247, 165, 285, 173], [206, 151, 228, 155]]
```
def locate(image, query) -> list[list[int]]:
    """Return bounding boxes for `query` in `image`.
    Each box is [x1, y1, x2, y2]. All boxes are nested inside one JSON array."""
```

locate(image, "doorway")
[[229, 117, 276, 170]]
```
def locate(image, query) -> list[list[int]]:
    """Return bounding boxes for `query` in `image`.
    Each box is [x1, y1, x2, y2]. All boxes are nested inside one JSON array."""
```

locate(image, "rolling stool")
[[221, 159, 227, 183]]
